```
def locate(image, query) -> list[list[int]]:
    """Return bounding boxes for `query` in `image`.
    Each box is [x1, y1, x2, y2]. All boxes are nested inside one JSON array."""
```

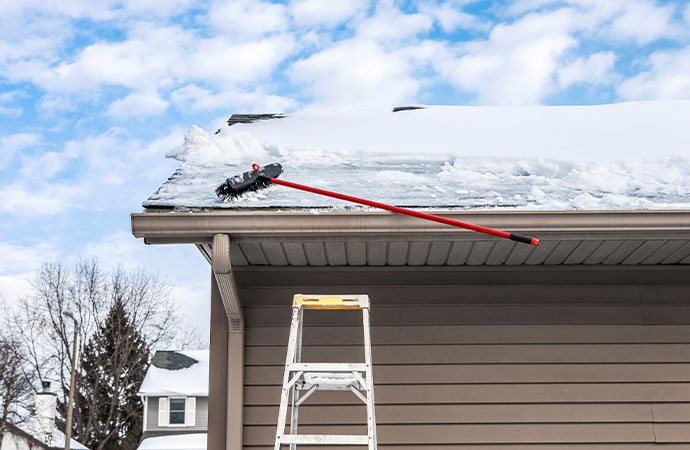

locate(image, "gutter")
[[131, 209, 690, 244]]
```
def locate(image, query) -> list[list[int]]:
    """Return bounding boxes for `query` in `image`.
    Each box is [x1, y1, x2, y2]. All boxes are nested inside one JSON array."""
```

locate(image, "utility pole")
[[63, 309, 80, 450]]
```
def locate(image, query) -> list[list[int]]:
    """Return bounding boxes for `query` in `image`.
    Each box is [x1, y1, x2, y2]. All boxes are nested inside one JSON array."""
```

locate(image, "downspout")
[[212, 234, 244, 450]]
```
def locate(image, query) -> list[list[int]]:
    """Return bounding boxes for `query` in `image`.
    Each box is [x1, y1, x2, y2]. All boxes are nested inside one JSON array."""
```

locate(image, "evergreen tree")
[[61, 298, 150, 450]]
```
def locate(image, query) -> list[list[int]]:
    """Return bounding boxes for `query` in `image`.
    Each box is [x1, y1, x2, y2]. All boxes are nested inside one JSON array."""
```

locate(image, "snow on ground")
[[145, 102, 690, 211], [138, 350, 208, 396], [137, 433, 206, 450]]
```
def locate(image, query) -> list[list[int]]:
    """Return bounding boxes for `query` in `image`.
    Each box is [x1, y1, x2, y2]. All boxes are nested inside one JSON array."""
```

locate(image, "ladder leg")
[[362, 308, 377, 450], [275, 307, 301, 450], [289, 307, 304, 450]]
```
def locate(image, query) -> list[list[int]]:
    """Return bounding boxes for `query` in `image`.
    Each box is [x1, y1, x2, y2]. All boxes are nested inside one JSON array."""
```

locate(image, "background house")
[[132, 105, 690, 449], [1, 383, 88, 450], [136, 350, 208, 450]]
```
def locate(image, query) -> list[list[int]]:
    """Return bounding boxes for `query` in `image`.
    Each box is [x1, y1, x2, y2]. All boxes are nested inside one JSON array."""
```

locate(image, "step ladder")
[[274, 294, 377, 449]]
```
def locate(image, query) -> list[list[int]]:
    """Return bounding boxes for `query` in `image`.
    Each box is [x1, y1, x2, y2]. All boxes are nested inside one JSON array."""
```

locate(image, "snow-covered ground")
[[137, 433, 206, 450], [146, 102, 690, 211]]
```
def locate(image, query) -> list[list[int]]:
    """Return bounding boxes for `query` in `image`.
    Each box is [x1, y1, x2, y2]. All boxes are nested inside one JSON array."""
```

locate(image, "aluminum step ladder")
[[274, 294, 377, 449]]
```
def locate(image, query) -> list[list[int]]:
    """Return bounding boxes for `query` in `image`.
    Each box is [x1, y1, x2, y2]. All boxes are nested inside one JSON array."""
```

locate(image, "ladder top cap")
[[293, 294, 370, 310]]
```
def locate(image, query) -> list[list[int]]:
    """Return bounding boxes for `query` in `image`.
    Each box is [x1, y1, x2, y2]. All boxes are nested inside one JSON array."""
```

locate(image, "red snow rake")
[[216, 163, 540, 246]]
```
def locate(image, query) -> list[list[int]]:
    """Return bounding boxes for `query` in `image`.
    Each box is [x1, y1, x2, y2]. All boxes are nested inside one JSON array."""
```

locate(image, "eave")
[[131, 209, 690, 267]]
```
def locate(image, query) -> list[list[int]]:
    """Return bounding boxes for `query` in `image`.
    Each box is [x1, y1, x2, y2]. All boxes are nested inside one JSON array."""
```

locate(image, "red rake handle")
[[268, 177, 539, 246]]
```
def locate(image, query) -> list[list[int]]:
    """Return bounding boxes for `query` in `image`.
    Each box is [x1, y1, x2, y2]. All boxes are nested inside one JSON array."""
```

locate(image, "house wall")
[[235, 266, 690, 449], [145, 396, 209, 432], [0, 433, 33, 450]]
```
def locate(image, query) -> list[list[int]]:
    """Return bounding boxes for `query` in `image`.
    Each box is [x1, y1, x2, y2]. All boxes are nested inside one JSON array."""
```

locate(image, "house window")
[[169, 398, 186, 425]]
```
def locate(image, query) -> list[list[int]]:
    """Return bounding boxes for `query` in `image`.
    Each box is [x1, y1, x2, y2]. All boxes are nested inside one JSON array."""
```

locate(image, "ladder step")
[[288, 362, 367, 372], [279, 434, 369, 445]]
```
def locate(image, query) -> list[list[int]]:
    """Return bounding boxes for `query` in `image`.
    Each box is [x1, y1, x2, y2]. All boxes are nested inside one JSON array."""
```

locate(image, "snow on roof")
[[145, 102, 690, 211], [137, 433, 206, 450], [139, 350, 208, 396], [17, 421, 88, 449]]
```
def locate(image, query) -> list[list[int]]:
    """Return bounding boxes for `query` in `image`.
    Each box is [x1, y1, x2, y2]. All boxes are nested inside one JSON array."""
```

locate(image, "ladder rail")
[[289, 307, 304, 450], [274, 307, 301, 450], [363, 308, 377, 450]]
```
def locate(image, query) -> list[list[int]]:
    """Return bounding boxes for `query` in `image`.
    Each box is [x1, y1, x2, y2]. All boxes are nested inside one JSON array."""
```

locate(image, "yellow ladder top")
[[293, 294, 370, 310]]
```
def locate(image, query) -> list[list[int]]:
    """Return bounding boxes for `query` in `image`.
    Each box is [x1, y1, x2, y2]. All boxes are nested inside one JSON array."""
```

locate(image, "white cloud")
[[418, 1, 485, 32], [0, 240, 51, 310], [0, 273, 32, 306], [20, 23, 295, 108], [82, 231, 152, 271], [607, 0, 678, 44], [207, 0, 288, 37], [558, 51, 617, 88], [356, 5, 433, 42], [18, 151, 70, 179], [290, 39, 420, 108], [0, 182, 78, 216], [506, 0, 684, 44], [0, 133, 42, 170], [0, 0, 116, 21], [618, 46, 690, 101], [31, 24, 191, 92], [0, 241, 57, 274], [185, 34, 297, 86], [0, 105, 22, 116], [170, 84, 298, 113], [289, 0, 369, 27], [107, 90, 170, 118], [0, 0, 194, 21], [1, 128, 181, 218], [437, 8, 579, 104], [0, 90, 25, 116]]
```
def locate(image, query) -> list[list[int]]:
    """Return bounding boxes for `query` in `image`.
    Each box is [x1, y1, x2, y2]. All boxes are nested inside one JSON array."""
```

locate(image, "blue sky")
[[2, 0, 690, 337]]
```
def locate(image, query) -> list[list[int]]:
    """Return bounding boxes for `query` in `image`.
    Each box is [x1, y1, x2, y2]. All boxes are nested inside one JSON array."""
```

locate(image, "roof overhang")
[[133, 210, 690, 242], [131, 210, 690, 267]]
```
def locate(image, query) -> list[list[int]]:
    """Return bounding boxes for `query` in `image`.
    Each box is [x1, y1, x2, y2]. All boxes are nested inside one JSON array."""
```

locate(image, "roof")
[[143, 102, 690, 211], [137, 433, 206, 450], [139, 350, 208, 397], [5, 421, 88, 449]]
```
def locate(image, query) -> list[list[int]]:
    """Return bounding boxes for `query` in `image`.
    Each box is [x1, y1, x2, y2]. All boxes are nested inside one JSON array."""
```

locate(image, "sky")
[[1, 0, 690, 340]]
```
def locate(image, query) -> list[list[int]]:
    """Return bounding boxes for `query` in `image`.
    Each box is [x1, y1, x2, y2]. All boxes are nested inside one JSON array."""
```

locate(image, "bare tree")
[[16, 259, 188, 448], [0, 298, 34, 448]]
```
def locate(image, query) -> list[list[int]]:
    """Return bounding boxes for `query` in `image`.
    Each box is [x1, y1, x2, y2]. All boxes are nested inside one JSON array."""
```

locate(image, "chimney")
[[35, 381, 57, 446]]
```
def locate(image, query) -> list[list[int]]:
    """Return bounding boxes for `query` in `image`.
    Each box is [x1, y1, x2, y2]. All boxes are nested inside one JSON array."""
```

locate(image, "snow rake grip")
[[216, 163, 540, 246]]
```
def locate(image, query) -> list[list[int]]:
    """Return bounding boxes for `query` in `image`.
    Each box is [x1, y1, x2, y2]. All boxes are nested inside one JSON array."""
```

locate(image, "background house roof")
[[139, 350, 209, 396], [5, 421, 88, 450], [143, 102, 690, 211]]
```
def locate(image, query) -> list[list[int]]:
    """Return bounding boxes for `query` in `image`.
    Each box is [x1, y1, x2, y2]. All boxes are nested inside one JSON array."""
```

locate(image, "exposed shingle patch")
[[151, 350, 199, 370], [227, 113, 284, 126], [392, 106, 425, 112]]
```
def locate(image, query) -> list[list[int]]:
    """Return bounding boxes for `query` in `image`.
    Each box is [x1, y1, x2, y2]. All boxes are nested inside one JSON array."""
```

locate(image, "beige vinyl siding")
[[145, 396, 209, 432], [238, 269, 690, 448]]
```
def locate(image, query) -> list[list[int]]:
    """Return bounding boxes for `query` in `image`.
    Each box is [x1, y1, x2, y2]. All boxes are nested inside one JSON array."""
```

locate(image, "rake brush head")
[[216, 162, 284, 200]]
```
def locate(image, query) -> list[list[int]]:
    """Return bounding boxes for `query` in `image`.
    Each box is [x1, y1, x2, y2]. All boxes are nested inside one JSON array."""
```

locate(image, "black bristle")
[[216, 163, 283, 201]]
